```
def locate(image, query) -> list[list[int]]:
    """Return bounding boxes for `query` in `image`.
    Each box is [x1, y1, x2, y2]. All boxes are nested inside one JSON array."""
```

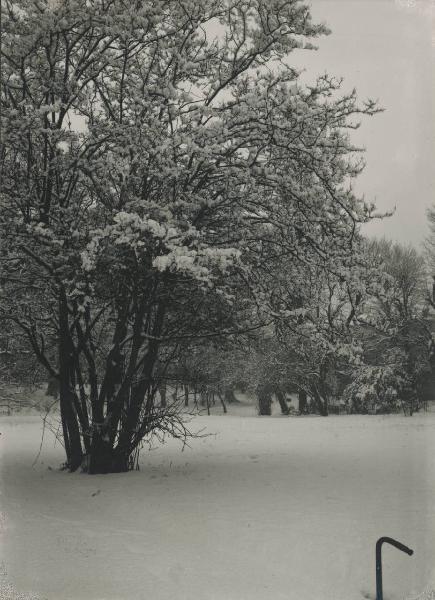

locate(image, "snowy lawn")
[[1, 410, 435, 600]]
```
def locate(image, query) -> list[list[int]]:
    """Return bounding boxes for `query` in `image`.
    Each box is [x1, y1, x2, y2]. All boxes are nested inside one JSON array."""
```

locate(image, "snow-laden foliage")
[[342, 335, 430, 416], [345, 241, 434, 415], [342, 361, 404, 414], [425, 205, 435, 308], [239, 238, 434, 417], [1, 0, 381, 471], [364, 239, 427, 328], [247, 244, 375, 415]]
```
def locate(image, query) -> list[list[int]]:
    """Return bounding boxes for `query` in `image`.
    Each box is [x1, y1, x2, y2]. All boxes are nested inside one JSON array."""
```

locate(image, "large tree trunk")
[[275, 388, 290, 415], [58, 291, 83, 471], [46, 376, 59, 399], [172, 384, 179, 402], [218, 392, 227, 414], [224, 387, 238, 404], [112, 302, 165, 470], [159, 383, 167, 408], [313, 389, 328, 416], [82, 300, 166, 474], [298, 390, 308, 414], [88, 431, 129, 474], [257, 383, 272, 416]]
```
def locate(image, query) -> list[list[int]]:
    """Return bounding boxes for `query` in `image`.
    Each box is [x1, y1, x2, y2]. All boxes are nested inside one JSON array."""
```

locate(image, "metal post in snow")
[[376, 537, 413, 600]]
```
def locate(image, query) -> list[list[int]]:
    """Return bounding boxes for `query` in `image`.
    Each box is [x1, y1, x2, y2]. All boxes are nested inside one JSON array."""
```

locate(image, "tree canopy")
[[1, 0, 384, 472]]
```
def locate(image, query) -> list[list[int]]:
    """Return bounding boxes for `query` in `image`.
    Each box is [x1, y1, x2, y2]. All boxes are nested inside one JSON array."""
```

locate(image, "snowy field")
[[1, 408, 435, 600]]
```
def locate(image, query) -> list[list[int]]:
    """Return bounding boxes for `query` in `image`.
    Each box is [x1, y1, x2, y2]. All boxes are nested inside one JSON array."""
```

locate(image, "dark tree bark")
[[172, 384, 179, 402], [58, 291, 83, 471], [200, 387, 207, 407], [257, 383, 273, 416], [275, 388, 290, 415], [46, 376, 59, 399], [81, 300, 167, 474], [313, 389, 328, 416], [224, 387, 238, 404], [298, 390, 308, 414], [159, 383, 167, 408], [217, 392, 227, 414]]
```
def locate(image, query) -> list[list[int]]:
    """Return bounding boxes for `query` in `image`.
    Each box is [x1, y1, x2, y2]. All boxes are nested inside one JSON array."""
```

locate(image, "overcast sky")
[[69, 1, 433, 248], [289, 0, 435, 248]]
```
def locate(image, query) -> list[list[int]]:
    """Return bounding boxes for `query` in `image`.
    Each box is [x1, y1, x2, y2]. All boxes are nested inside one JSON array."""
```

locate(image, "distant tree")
[[344, 240, 433, 414], [171, 341, 246, 413], [366, 239, 426, 324], [238, 337, 291, 415], [344, 321, 432, 415], [342, 362, 402, 414], [425, 205, 435, 307], [265, 250, 374, 416]]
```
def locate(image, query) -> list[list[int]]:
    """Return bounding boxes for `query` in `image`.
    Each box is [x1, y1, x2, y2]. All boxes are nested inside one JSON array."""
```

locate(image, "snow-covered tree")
[[250, 239, 382, 416], [1, 0, 380, 471], [342, 360, 403, 415], [365, 239, 426, 325], [343, 240, 433, 414], [425, 205, 435, 308], [344, 321, 432, 415]]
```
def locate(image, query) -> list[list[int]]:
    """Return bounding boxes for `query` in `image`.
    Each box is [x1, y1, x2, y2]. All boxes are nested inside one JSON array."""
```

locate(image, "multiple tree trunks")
[[255, 384, 330, 417], [53, 283, 167, 473], [45, 286, 335, 472], [87, 433, 130, 474], [275, 388, 290, 415]]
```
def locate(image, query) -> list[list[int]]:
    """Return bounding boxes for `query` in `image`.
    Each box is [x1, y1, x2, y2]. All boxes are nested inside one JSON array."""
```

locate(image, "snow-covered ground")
[[1, 407, 435, 600]]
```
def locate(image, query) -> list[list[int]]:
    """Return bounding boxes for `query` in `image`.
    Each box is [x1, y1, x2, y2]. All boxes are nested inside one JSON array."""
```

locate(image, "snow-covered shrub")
[[343, 364, 403, 414]]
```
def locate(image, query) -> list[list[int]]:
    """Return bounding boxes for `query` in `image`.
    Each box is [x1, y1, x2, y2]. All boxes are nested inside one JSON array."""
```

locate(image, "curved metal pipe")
[[376, 537, 413, 600]]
